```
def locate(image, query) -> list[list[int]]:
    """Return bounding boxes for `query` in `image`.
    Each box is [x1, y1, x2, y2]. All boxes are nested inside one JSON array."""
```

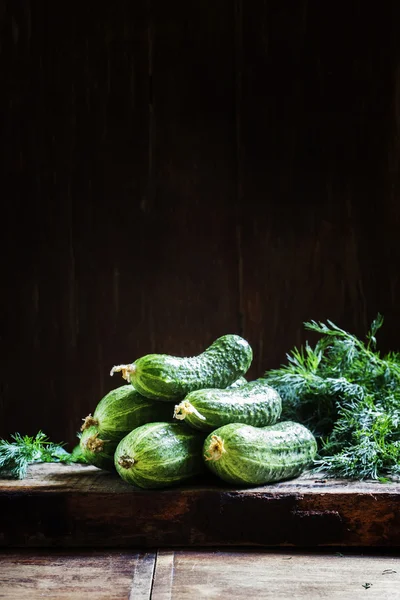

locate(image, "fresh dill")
[[0, 431, 88, 479], [264, 314, 400, 480]]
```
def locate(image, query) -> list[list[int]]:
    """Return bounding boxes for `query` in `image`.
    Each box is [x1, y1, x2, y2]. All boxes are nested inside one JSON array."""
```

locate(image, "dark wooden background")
[[1, 0, 400, 446]]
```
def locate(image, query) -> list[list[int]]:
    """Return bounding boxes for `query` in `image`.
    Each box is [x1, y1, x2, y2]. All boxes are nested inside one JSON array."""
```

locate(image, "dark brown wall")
[[1, 1, 400, 446]]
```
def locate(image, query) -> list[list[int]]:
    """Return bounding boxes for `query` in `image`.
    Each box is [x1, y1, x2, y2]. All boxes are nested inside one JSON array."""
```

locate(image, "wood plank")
[[151, 549, 400, 600], [238, 0, 400, 378], [150, 551, 175, 600], [0, 0, 151, 448], [1, 463, 400, 548], [130, 552, 157, 600], [0, 550, 155, 600], [143, 0, 240, 356]]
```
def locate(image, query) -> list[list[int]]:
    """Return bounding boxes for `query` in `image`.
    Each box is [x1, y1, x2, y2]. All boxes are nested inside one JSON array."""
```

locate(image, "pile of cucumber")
[[79, 334, 317, 489]]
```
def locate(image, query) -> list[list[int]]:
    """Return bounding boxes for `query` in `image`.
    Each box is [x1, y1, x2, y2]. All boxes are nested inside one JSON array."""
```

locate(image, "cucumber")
[[110, 334, 253, 401], [114, 422, 205, 489], [80, 426, 117, 471], [173, 379, 282, 432], [79, 385, 173, 470], [70, 443, 89, 464], [203, 421, 317, 486], [228, 376, 247, 389]]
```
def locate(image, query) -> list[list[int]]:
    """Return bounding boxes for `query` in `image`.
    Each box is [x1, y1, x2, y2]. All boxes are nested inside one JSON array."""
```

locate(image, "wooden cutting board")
[[1, 463, 399, 548]]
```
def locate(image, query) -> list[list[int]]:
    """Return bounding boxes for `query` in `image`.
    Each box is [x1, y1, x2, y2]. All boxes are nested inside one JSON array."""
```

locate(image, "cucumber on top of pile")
[[79, 334, 317, 489]]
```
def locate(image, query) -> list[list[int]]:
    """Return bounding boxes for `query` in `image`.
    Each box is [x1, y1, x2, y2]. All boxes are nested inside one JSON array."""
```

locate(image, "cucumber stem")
[[84, 433, 108, 454], [205, 435, 226, 461], [173, 400, 206, 421], [117, 454, 135, 469], [110, 363, 136, 382], [81, 414, 99, 431]]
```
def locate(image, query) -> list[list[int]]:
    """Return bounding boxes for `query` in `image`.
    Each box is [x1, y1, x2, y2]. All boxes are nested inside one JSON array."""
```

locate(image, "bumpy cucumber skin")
[[90, 385, 173, 440], [203, 421, 317, 486], [227, 376, 247, 389], [129, 335, 253, 401], [114, 422, 206, 489], [80, 385, 173, 470], [177, 379, 282, 432]]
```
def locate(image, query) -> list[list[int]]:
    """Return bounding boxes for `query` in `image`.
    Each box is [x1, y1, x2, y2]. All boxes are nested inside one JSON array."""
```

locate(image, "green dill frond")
[[0, 431, 88, 479], [314, 436, 400, 480], [366, 313, 384, 350], [0, 438, 30, 479], [265, 314, 400, 480]]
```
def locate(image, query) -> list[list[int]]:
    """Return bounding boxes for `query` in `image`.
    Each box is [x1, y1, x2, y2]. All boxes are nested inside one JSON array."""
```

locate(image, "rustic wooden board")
[[237, 0, 399, 372], [1, 464, 400, 548], [151, 549, 400, 600], [1, 548, 399, 599], [0, 550, 155, 600], [147, 0, 240, 354]]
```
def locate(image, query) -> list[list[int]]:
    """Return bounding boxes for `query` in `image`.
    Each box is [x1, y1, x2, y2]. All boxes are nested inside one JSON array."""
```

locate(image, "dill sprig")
[[264, 314, 400, 480], [0, 431, 87, 479]]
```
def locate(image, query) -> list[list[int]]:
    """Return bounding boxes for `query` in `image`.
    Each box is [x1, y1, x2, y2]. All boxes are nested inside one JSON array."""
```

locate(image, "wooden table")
[[1, 548, 399, 599], [1, 464, 400, 598], [1, 463, 400, 547]]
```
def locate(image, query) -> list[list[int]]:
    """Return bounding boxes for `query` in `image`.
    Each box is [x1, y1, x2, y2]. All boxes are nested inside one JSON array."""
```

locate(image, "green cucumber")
[[70, 443, 89, 464], [80, 426, 117, 471], [79, 385, 173, 470], [110, 334, 253, 401], [203, 421, 317, 486], [173, 379, 282, 432], [228, 376, 247, 389], [114, 422, 205, 489]]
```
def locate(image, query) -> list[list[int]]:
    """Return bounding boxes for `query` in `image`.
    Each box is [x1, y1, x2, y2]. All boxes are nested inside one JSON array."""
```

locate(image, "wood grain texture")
[[1, 0, 400, 446], [151, 550, 175, 600], [130, 551, 157, 600], [1, 464, 400, 548], [2, 549, 399, 600], [239, 1, 400, 376], [151, 549, 400, 600], [148, 0, 239, 354], [0, 0, 152, 446], [0, 550, 155, 600]]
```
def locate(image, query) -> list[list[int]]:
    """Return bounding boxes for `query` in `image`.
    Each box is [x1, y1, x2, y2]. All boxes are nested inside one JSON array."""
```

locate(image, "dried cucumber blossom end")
[[110, 363, 136, 382], [173, 400, 206, 421], [205, 435, 226, 462], [84, 432, 109, 454], [80, 414, 99, 432], [117, 454, 135, 469]]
